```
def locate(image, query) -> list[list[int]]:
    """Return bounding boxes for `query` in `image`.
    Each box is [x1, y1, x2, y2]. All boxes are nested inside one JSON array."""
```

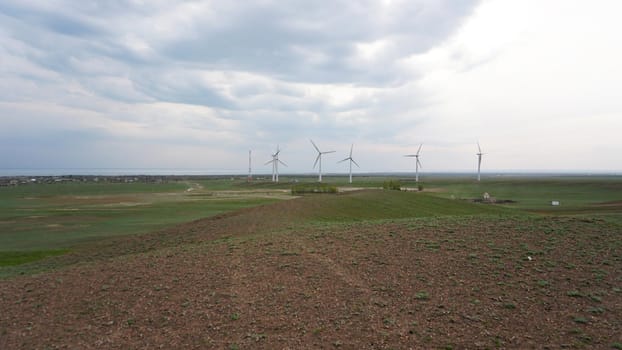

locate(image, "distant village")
[[0, 175, 186, 187]]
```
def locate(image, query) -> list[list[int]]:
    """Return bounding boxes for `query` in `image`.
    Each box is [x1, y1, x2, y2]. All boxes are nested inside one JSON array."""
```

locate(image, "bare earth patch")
[[1, 199, 621, 349]]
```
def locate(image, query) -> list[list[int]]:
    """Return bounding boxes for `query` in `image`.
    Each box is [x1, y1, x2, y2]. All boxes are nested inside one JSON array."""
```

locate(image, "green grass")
[[0, 250, 69, 267], [0, 181, 280, 252], [196, 175, 622, 214], [303, 190, 512, 222], [0, 181, 187, 199], [420, 176, 622, 212], [0, 197, 277, 251], [5, 175, 617, 252]]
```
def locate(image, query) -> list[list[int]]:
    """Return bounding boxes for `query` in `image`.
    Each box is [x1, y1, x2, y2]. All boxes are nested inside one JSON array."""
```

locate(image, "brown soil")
[[592, 201, 622, 209], [1, 196, 621, 349]]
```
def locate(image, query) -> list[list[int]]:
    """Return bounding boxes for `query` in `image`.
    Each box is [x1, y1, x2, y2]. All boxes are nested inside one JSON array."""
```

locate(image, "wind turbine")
[[265, 145, 287, 182], [338, 144, 359, 184], [310, 139, 335, 182], [248, 150, 252, 182], [404, 143, 423, 183], [476, 141, 484, 182]]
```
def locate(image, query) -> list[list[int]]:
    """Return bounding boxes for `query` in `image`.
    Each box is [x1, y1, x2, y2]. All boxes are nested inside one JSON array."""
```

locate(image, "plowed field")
[[1, 191, 621, 349]]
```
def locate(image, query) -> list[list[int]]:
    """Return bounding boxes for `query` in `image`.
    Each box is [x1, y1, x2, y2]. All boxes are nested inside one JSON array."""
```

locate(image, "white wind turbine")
[[265, 145, 287, 182], [404, 144, 423, 183], [476, 141, 485, 182], [310, 139, 335, 182], [247, 149, 252, 182], [338, 144, 360, 184]]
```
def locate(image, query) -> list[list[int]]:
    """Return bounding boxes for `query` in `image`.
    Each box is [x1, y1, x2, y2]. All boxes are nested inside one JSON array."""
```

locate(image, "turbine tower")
[[310, 139, 335, 182], [476, 142, 484, 182], [404, 143, 423, 183], [338, 144, 359, 184], [248, 150, 252, 182], [265, 145, 287, 182], [266, 151, 276, 182]]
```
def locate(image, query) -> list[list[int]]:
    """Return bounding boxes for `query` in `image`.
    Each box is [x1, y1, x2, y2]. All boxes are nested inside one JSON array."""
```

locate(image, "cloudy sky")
[[1, 0, 621, 175]]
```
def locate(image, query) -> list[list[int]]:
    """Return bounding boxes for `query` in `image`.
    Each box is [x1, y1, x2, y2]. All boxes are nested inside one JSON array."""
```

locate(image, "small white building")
[[551, 200, 560, 206]]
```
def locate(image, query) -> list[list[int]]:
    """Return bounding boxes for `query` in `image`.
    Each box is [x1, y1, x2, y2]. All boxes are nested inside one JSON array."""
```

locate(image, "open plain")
[[1, 176, 621, 349]]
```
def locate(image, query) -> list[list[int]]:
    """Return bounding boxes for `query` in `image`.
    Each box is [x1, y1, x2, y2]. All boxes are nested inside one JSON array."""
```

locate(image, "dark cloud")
[[0, 0, 481, 169], [160, 1, 479, 84], [1, 0, 480, 85]]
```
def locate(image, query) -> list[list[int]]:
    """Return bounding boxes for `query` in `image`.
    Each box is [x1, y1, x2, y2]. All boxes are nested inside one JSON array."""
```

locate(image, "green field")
[[0, 180, 284, 254], [1, 175, 620, 273], [420, 176, 622, 211]]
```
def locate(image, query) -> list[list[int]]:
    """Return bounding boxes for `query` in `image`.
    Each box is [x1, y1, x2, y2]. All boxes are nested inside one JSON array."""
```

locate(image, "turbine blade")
[[351, 159, 360, 168], [264, 159, 274, 165], [338, 158, 349, 163], [417, 159, 422, 168], [349, 144, 353, 158], [323, 150, 336, 154], [313, 154, 321, 168], [417, 143, 423, 155], [477, 141, 482, 153], [404, 155, 416, 157], [279, 160, 287, 167], [310, 139, 320, 153]]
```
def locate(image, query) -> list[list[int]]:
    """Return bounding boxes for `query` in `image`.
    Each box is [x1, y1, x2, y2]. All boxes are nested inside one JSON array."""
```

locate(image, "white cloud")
[[0, 0, 620, 173]]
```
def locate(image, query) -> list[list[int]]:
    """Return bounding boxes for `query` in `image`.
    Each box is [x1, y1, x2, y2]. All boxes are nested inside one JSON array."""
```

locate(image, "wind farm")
[[249, 140, 486, 183]]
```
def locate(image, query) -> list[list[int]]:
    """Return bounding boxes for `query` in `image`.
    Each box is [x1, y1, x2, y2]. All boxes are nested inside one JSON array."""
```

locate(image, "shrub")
[[382, 180, 402, 191], [291, 183, 338, 194], [414, 291, 429, 300]]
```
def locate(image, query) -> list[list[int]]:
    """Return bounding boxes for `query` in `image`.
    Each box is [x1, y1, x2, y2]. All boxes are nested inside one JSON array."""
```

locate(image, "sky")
[[1, 0, 621, 175]]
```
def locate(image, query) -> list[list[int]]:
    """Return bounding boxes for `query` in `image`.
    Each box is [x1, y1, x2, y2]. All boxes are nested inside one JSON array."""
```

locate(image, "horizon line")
[[1, 169, 620, 177]]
